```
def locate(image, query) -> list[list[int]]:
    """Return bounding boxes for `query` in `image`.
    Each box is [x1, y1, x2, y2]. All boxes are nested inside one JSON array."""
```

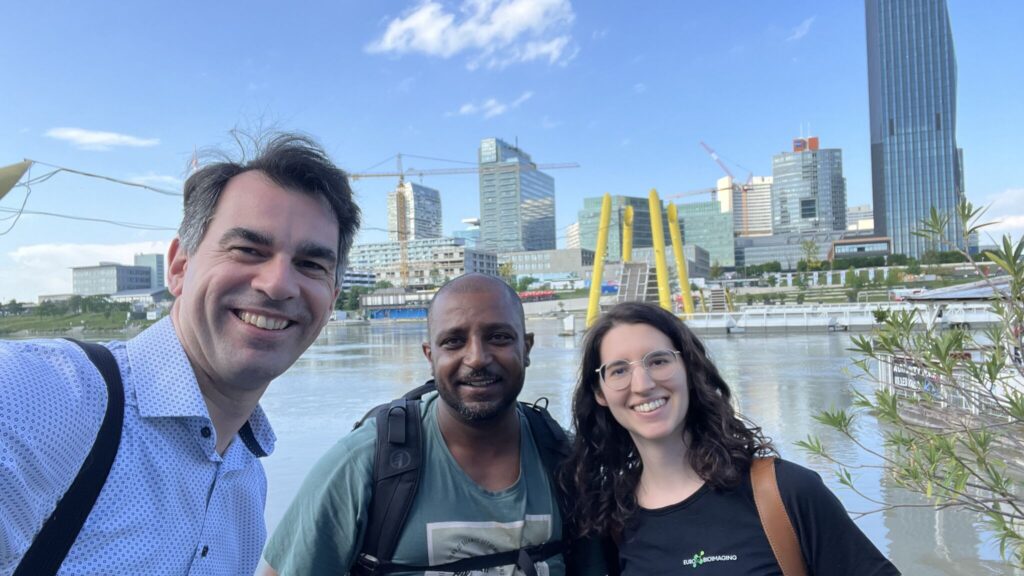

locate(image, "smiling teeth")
[[464, 378, 497, 387], [239, 311, 289, 330], [633, 398, 667, 413]]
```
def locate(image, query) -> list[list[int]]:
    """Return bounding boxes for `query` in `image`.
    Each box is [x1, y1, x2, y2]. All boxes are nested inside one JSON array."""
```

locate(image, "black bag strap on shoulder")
[[353, 381, 429, 576], [352, 382, 571, 576], [14, 340, 125, 576]]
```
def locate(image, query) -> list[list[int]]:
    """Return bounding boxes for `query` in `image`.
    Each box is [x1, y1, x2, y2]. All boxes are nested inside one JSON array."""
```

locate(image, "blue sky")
[[2, 0, 1021, 302]]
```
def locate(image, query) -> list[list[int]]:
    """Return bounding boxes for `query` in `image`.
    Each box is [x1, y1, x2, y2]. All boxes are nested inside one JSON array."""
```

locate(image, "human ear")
[[166, 238, 188, 297]]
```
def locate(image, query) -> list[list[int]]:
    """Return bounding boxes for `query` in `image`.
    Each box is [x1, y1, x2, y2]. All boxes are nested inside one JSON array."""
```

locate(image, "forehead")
[[429, 286, 521, 334], [208, 171, 339, 247], [599, 322, 673, 361]]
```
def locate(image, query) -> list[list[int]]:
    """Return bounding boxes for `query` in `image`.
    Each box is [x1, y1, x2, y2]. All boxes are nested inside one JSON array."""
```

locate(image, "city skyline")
[[1, 1, 1021, 302]]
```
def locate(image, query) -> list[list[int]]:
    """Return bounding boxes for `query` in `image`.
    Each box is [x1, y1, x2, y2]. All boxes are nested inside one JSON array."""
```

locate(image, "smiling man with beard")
[[262, 273, 602, 576], [0, 132, 360, 576]]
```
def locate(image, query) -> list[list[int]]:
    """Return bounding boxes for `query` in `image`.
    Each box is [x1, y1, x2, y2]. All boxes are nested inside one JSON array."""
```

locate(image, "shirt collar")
[[126, 316, 276, 457]]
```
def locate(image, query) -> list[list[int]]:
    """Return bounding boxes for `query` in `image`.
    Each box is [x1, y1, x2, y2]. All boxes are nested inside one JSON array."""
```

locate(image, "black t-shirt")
[[617, 459, 900, 575]]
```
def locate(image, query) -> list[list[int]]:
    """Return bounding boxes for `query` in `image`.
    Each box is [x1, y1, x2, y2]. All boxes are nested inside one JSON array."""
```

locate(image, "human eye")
[[298, 259, 331, 275], [606, 362, 630, 377], [440, 336, 464, 349], [648, 353, 672, 367], [490, 332, 514, 344], [230, 245, 264, 258]]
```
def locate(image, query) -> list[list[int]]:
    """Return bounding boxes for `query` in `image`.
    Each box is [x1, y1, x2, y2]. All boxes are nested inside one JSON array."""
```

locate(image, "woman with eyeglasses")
[[561, 301, 898, 575]]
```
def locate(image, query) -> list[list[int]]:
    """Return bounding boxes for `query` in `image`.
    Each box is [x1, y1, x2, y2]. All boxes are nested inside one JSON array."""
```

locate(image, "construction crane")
[[664, 187, 717, 202], [348, 153, 580, 287], [699, 141, 754, 235]]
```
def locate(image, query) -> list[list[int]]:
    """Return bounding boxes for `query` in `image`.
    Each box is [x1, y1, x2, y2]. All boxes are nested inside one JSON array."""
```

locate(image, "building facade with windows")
[[771, 138, 846, 235], [387, 181, 442, 241], [717, 176, 773, 237], [676, 200, 735, 268], [72, 262, 153, 296], [578, 195, 675, 260], [867, 0, 965, 257], [478, 138, 556, 253], [133, 253, 164, 289], [348, 237, 497, 289]]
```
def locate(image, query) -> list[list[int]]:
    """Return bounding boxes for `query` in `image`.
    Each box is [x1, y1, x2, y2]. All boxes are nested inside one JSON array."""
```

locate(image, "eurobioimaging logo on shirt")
[[682, 549, 739, 569]]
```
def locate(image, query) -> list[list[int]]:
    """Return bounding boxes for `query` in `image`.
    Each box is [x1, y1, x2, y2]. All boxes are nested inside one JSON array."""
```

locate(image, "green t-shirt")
[[265, 393, 566, 576]]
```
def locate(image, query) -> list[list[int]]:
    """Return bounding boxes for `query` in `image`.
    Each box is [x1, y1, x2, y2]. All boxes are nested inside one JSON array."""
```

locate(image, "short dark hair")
[[427, 273, 524, 335], [178, 131, 360, 283], [560, 301, 773, 538]]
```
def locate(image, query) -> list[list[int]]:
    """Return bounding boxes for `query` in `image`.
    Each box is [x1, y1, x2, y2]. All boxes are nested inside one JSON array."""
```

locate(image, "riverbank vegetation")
[[800, 200, 1024, 569]]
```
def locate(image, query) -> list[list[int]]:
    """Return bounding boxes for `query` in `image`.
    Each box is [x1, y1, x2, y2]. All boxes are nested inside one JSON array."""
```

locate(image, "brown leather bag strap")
[[751, 457, 808, 576]]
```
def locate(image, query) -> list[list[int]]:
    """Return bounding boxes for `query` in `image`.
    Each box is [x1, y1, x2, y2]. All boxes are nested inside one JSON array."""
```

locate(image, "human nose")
[[462, 336, 491, 369], [629, 363, 656, 391], [252, 256, 300, 300]]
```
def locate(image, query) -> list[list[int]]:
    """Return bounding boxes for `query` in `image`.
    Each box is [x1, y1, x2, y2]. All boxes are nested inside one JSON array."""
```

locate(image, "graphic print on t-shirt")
[[680, 548, 740, 569], [425, 515, 552, 576]]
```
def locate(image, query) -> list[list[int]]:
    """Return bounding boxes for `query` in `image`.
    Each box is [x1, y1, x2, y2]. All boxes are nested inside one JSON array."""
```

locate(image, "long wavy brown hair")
[[560, 301, 774, 539]]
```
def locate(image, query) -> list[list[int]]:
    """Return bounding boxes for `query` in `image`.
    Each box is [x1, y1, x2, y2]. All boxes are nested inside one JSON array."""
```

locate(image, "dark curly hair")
[[559, 301, 774, 539]]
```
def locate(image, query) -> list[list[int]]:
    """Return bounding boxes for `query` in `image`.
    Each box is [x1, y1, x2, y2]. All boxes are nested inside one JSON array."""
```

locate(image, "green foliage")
[[802, 199, 1024, 568], [746, 261, 782, 276], [836, 254, 887, 269], [709, 260, 723, 280]]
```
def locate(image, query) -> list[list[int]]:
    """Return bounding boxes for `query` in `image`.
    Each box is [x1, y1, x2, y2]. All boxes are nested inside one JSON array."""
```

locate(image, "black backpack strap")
[[355, 395, 424, 575], [14, 340, 125, 576], [363, 539, 563, 575]]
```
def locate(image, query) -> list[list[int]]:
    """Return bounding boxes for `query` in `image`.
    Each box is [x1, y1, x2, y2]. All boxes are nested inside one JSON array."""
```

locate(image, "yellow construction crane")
[[348, 154, 579, 288]]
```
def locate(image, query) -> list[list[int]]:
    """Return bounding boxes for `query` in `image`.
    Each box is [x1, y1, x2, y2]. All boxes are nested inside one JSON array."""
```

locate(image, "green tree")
[[709, 261, 722, 280], [516, 276, 539, 292], [765, 274, 777, 288], [800, 200, 1024, 568], [800, 239, 821, 271], [374, 280, 393, 290], [498, 262, 516, 287], [3, 299, 24, 315]]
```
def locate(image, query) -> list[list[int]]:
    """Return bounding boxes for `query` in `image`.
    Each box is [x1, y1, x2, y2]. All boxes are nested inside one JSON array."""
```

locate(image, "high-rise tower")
[[387, 181, 442, 241], [771, 137, 847, 235], [478, 138, 556, 252], [867, 0, 965, 257]]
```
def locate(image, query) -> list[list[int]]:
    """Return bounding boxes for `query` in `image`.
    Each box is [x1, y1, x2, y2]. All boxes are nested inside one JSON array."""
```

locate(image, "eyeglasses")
[[595, 349, 682, 391]]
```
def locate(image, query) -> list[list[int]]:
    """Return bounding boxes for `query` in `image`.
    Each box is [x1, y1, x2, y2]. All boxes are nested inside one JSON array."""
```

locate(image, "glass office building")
[[676, 200, 735, 268], [478, 138, 556, 252], [771, 140, 846, 235], [867, 0, 965, 257], [387, 181, 442, 241]]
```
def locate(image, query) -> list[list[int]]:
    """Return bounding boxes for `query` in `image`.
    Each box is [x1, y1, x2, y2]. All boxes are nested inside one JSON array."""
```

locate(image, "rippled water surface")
[[260, 319, 1016, 575]]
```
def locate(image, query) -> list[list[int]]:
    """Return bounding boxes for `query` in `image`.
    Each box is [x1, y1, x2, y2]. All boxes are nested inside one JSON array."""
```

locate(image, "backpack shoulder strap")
[[15, 340, 125, 576], [750, 457, 808, 576], [354, 387, 427, 575]]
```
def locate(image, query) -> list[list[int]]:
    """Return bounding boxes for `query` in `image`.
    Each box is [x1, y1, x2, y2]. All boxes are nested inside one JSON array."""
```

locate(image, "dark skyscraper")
[[867, 0, 965, 257]]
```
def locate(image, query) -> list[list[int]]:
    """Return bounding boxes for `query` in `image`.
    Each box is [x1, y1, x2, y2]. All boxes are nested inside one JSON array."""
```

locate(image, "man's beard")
[[436, 377, 521, 422]]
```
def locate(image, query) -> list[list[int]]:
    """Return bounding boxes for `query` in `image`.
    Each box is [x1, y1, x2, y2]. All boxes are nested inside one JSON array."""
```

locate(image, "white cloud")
[[787, 16, 816, 42], [45, 127, 160, 151], [367, 0, 576, 70], [976, 188, 1024, 244], [1, 241, 171, 303], [130, 173, 183, 189], [541, 115, 561, 129], [451, 91, 533, 119]]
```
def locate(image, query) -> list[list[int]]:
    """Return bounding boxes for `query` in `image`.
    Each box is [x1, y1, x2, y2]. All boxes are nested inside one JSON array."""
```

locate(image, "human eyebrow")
[[296, 241, 338, 268], [220, 227, 273, 248]]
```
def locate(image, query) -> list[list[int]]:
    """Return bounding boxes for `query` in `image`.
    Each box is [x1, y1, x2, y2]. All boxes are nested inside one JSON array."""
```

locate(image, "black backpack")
[[350, 380, 573, 576]]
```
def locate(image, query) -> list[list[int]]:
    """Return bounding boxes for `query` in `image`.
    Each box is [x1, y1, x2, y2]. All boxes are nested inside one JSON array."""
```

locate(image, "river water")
[[257, 318, 1020, 575]]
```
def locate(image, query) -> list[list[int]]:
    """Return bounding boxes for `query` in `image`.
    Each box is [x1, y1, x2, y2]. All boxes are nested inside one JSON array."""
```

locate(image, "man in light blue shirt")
[[0, 132, 361, 575]]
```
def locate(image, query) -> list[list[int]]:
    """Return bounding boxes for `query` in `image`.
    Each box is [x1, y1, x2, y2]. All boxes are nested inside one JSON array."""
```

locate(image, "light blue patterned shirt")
[[0, 316, 276, 575]]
